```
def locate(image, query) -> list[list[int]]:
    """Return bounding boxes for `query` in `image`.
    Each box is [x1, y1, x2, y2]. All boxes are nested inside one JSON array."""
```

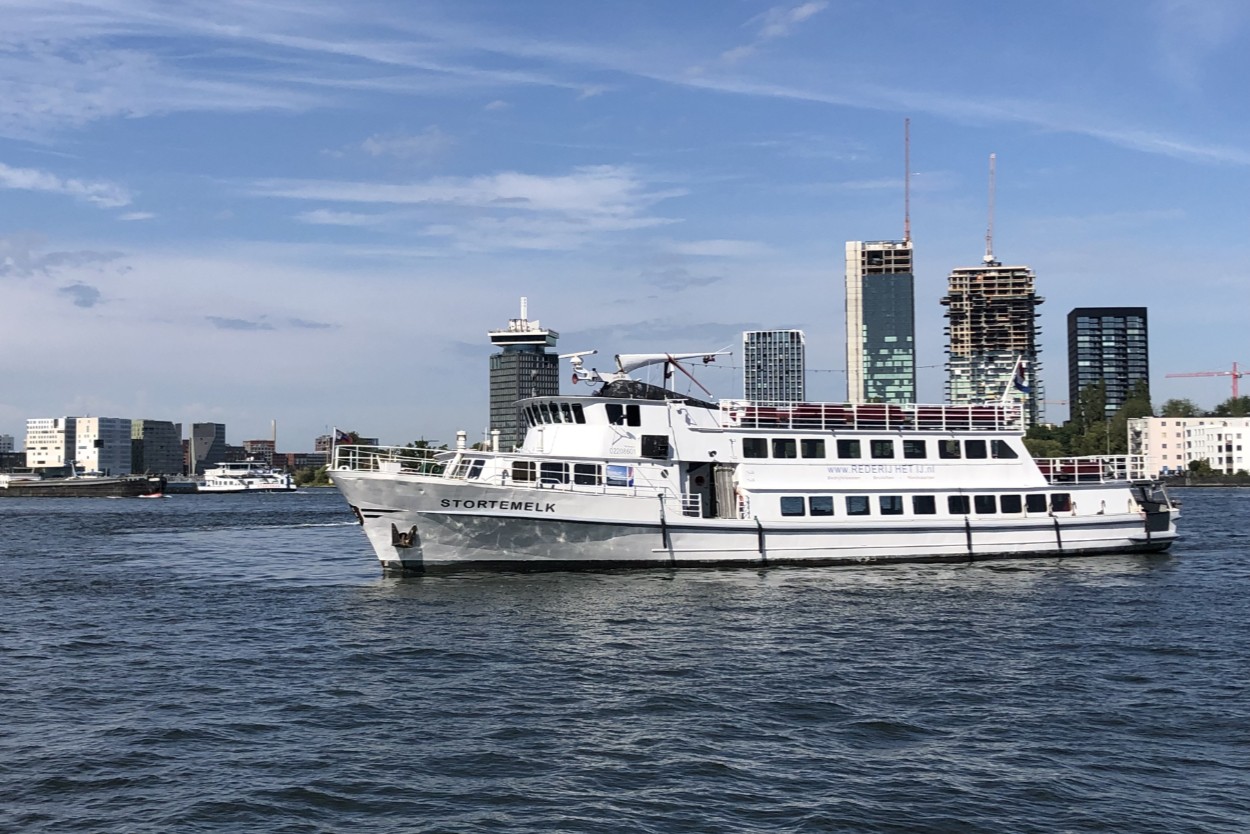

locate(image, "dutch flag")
[[1012, 359, 1031, 395]]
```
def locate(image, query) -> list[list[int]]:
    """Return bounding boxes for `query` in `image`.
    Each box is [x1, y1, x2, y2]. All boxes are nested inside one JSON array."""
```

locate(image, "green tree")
[[1159, 398, 1201, 418], [1188, 458, 1214, 477], [1107, 380, 1153, 455], [1211, 396, 1250, 417], [294, 465, 331, 486]]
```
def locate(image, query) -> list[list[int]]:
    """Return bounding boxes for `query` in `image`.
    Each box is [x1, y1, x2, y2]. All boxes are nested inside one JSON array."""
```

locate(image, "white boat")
[[198, 460, 296, 494], [330, 351, 1179, 572]]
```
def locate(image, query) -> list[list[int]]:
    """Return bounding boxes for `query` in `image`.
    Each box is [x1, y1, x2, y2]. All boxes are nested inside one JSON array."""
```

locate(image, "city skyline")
[[2, 1, 1249, 445]]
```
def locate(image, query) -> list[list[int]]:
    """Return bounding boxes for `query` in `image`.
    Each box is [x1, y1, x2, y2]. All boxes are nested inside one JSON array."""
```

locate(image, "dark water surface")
[[2, 488, 1248, 833]]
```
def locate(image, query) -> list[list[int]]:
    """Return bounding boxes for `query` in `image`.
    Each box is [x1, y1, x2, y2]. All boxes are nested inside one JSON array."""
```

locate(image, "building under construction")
[[941, 262, 1044, 424]]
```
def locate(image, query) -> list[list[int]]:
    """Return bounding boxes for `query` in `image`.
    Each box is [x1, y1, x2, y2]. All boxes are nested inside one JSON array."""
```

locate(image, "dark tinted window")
[[870, 439, 894, 459], [991, 439, 1018, 459], [902, 439, 927, 459], [1000, 494, 1023, 513], [743, 438, 767, 458], [912, 495, 937, 514], [772, 438, 797, 459], [641, 435, 670, 459], [974, 495, 997, 514], [879, 495, 904, 515], [809, 496, 834, 516], [573, 463, 601, 485], [948, 495, 970, 514], [965, 440, 988, 459], [1026, 494, 1047, 513], [837, 439, 861, 459], [1050, 493, 1072, 512], [801, 439, 826, 459], [539, 462, 569, 483], [846, 496, 871, 516], [780, 496, 805, 516], [939, 440, 961, 459]]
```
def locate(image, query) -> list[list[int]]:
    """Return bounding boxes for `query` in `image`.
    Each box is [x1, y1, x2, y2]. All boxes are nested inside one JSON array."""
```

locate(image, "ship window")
[[809, 496, 834, 516], [641, 435, 670, 459], [466, 459, 484, 480], [772, 438, 797, 459], [837, 439, 861, 459], [801, 439, 826, 459], [846, 495, 871, 516], [549, 403, 564, 423], [1050, 493, 1072, 512], [912, 495, 936, 514], [626, 405, 641, 426], [1000, 494, 1023, 513], [539, 402, 553, 423], [606, 465, 633, 487], [870, 439, 894, 459], [879, 495, 904, 515], [606, 404, 624, 425], [539, 462, 569, 484], [965, 440, 988, 459], [560, 403, 575, 423], [781, 496, 806, 516], [743, 438, 767, 458], [512, 461, 536, 482], [902, 439, 927, 459], [939, 440, 962, 459], [574, 463, 601, 485], [1026, 494, 1047, 513], [974, 495, 997, 514], [991, 439, 1018, 459], [571, 404, 586, 424], [948, 495, 970, 514]]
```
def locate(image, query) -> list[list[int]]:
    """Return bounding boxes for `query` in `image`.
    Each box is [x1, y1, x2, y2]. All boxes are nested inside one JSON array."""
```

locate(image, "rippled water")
[[2, 487, 1248, 832]]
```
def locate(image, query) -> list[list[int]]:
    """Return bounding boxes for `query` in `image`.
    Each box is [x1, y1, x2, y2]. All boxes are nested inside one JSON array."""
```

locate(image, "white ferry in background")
[[330, 351, 1179, 572], [198, 460, 296, 494]]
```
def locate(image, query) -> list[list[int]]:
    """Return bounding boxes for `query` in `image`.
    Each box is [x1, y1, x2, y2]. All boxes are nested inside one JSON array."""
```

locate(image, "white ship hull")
[[333, 469, 1175, 572]]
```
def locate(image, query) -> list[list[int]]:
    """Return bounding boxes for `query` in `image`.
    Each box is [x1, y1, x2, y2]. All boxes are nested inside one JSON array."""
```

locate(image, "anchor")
[[390, 523, 418, 549]]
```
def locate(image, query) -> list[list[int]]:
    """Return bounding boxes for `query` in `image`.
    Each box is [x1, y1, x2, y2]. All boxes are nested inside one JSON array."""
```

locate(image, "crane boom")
[[1165, 361, 1244, 400]]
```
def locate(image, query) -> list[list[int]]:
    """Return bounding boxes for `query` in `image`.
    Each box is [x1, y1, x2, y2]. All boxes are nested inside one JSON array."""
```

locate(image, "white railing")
[[333, 444, 448, 475], [1036, 455, 1144, 484], [721, 400, 1023, 432]]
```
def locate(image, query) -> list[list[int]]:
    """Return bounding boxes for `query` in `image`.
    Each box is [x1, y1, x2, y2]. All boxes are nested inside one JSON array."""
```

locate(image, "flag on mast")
[[1001, 357, 1031, 403]]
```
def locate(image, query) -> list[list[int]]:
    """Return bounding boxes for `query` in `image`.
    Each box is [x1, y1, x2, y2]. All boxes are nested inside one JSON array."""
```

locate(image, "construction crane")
[[1165, 361, 1246, 400]]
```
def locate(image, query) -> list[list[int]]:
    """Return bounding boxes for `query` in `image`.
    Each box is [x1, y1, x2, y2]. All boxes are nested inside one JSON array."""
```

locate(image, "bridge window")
[[965, 440, 988, 459], [571, 404, 586, 424], [1025, 494, 1047, 513], [870, 439, 894, 459], [837, 439, 861, 459], [809, 496, 834, 516], [772, 438, 797, 459], [743, 438, 767, 458], [801, 439, 826, 459], [902, 439, 927, 459], [912, 495, 937, 514], [539, 462, 569, 484], [606, 404, 641, 426], [846, 495, 870, 516], [780, 496, 806, 516], [574, 463, 601, 485], [974, 495, 997, 514], [948, 495, 970, 514], [1000, 494, 1023, 513], [991, 439, 1018, 459], [879, 495, 904, 515], [938, 440, 961, 459]]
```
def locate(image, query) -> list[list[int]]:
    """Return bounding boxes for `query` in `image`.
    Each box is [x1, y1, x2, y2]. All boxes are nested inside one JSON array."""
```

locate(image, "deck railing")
[[333, 444, 447, 475], [721, 400, 1023, 432], [1036, 455, 1143, 484]]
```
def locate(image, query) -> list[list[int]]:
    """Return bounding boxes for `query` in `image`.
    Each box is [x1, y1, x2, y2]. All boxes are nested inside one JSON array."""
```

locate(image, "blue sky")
[[2, 0, 1248, 448]]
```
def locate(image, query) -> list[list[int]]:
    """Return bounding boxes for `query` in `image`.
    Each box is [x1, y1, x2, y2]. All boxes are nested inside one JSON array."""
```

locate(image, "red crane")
[[1165, 361, 1246, 400]]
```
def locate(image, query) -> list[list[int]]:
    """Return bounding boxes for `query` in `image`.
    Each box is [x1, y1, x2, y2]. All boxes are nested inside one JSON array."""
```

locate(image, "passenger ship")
[[330, 352, 1178, 572], [198, 460, 296, 493]]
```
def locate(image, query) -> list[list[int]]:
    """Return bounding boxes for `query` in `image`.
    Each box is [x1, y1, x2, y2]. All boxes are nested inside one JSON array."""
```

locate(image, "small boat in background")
[[198, 460, 296, 494]]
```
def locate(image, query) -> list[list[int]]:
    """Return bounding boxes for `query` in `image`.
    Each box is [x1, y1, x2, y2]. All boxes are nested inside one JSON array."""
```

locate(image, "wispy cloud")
[[206, 316, 275, 331], [296, 209, 385, 227], [0, 233, 124, 278], [0, 161, 130, 207], [666, 239, 772, 258], [361, 127, 453, 160], [58, 283, 102, 308], [288, 317, 335, 329], [118, 211, 155, 221], [721, 1, 829, 63], [1153, 0, 1250, 89]]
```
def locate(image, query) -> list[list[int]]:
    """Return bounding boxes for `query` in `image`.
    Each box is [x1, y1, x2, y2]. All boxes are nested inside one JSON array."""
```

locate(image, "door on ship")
[[685, 462, 716, 518]]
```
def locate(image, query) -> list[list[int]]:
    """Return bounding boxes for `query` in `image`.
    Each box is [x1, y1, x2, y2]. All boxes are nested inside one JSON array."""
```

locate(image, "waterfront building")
[[24, 417, 76, 469], [131, 420, 183, 474], [274, 451, 328, 471], [74, 417, 133, 475], [242, 439, 276, 465], [743, 330, 806, 402], [1067, 307, 1149, 419], [189, 422, 227, 475], [1129, 416, 1250, 477], [489, 297, 559, 451], [0, 434, 14, 453], [845, 240, 916, 403], [942, 260, 1044, 425]]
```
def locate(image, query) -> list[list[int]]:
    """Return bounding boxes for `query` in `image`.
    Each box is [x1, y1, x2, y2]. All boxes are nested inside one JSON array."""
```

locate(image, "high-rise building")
[[743, 330, 806, 402], [845, 240, 916, 403], [941, 260, 1044, 424], [1067, 307, 1149, 420], [74, 417, 133, 475], [132, 420, 183, 474], [489, 298, 559, 451], [0, 434, 14, 453], [189, 422, 227, 474], [24, 417, 76, 469]]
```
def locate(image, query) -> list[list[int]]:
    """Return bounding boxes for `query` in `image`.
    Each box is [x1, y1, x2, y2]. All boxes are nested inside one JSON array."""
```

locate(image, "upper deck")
[[720, 400, 1023, 433]]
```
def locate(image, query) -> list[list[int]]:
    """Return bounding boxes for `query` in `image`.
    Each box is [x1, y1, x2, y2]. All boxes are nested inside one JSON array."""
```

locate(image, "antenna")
[[984, 153, 996, 264], [903, 117, 911, 243]]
